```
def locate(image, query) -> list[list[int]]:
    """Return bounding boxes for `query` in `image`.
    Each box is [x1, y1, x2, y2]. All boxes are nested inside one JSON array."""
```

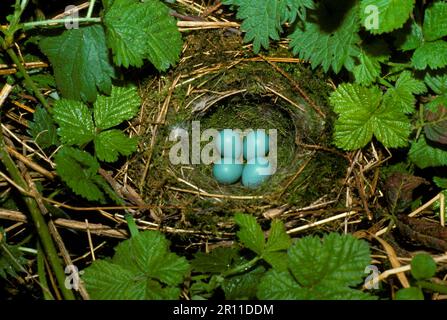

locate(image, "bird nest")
[[128, 30, 347, 232]]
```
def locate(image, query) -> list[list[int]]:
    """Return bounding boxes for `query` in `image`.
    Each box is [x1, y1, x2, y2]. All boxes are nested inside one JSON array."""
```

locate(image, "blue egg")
[[242, 157, 273, 188], [213, 158, 243, 184], [243, 130, 269, 160], [216, 129, 242, 159]]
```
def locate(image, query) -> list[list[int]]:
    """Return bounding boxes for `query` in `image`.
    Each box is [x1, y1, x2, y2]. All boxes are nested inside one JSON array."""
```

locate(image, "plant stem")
[[0, 129, 75, 299], [222, 256, 261, 278], [21, 17, 101, 29], [86, 0, 96, 18], [6, 47, 51, 110]]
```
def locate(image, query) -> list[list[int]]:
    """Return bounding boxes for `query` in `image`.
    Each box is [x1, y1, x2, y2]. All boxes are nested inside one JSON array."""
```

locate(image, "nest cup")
[[131, 31, 346, 216]]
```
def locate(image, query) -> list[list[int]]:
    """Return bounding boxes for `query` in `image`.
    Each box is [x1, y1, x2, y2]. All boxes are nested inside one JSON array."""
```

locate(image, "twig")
[[286, 211, 358, 234]]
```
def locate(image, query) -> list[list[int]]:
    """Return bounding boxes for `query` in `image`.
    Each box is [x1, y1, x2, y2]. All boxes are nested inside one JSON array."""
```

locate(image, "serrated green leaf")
[[289, 233, 370, 288], [423, 2, 447, 42], [94, 129, 137, 162], [103, 0, 182, 70], [412, 40, 447, 70], [230, 0, 282, 53], [54, 147, 107, 202], [395, 21, 424, 52], [409, 136, 447, 169], [28, 106, 59, 148], [93, 85, 141, 130], [395, 287, 424, 300], [331, 83, 411, 150], [290, 2, 360, 73], [353, 49, 382, 85], [113, 231, 189, 286], [257, 270, 304, 300], [222, 266, 265, 300], [258, 233, 375, 300], [411, 253, 437, 280], [234, 213, 265, 255], [383, 71, 426, 114], [39, 25, 115, 102], [83, 230, 189, 299], [52, 99, 95, 146], [192, 247, 239, 273], [360, 0, 414, 34], [425, 71, 447, 95], [281, 0, 315, 24], [265, 220, 291, 253]]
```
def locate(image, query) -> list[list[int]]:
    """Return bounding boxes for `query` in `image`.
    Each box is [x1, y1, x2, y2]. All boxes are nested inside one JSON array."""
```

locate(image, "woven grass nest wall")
[[129, 30, 347, 233]]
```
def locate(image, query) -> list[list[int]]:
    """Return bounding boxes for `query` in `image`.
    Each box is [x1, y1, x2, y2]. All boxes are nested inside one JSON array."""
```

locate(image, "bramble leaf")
[[93, 86, 141, 130], [409, 136, 447, 169], [103, 0, 182, 70], [28, 106, 59, 148], [395, 287, 424, 300], [360, 0, 414, 34], [425, 71, 447, 95], [192, 247, 240, 273], [52, 99, 95, 146], [258, 233, 375, 300], [54, 147, 107, 202], [234, 213, 265, 255], [395, 21, 424, 52], [424, 97, 447, 145], [383, 71, 426, 114], [94, 129, 138, 162], [411, 40, 447, 70], [331, 83, 411, 150], [83, 230, 189, 299], [353, 42, 389, 85], [290, 2, 360, 73], [39, 25, 115, 102], [222, 266, 265, 300], [423, 2, 447, 42]]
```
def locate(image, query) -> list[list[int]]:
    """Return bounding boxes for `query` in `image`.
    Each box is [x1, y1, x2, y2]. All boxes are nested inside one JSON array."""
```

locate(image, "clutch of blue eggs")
[[213, 129, 273, 188]]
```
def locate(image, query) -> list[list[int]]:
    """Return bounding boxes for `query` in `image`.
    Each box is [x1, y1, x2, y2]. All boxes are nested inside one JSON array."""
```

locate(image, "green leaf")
[[395, 21, 424, 52], [93, 85, 141, 130], [383, 71, 426, 114], [281, 0, 315, 24], [425, 71, 447, 95], [192, 247, 240, 273], [360, 0, 414, 34], [289, 2, 360, 73], [424, 98, 447, 145], [234, 213, 265, 255], [412, 40, 447, 70], [395, 287, 424, 300], [83, 230, 189, 299], [103, 0, 182, 70], [222, 266, 265, 300], [28, 106, 59, 148], [422, 2, 447, 42], [411, 253, 437, 280], [409, 136, 447, 169], [353, 49, 382, 85], [258, 233, 375, 300], [94, 129, 138, 162], [257, 270, 305, 299], [39, 25, 115, 102], [263, 220, 291, 270], [54, 147, 107, 202], [331, 83, 411, 150], [228, 0, 282, 53], [52, 99, 95, 146]]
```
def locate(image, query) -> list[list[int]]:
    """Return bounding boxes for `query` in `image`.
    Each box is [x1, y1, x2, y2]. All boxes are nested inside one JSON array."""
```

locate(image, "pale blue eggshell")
[[216, 129, 242, 159], [243, 130, 269, 160], [242, 157, 273, 188], [213, 158, 243, 184]]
